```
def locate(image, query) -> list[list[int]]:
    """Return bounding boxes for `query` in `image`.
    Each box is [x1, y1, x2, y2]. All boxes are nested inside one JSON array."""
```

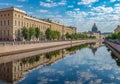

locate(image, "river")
[[0, 41, 120, 84]]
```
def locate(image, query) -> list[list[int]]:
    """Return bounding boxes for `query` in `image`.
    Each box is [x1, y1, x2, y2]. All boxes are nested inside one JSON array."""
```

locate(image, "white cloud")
[[74, 8, 80, 11], [92, 5, 113, 13], [46, 0, 53, 2], [58, 0, 66, 5], [38, 9, 48, 13], [68, 5, 74, 8], [114, 4, 120, 7], [66, 11, 88, 18], [77, 71, 97, 81], [114, 6, 120, 14], [78, 0, 98, 5], [40, 1, 57, 8], [50, 17, 73, 26], [63, 4, 120, 32], [110, 0, 116, 2], [40, 0, 66, 8], [40, 0, 120, 33]]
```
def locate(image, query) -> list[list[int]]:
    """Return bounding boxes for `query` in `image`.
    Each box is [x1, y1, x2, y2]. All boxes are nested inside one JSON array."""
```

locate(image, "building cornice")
[[25, 16, 51, 25], [0, 7, 26, 14]]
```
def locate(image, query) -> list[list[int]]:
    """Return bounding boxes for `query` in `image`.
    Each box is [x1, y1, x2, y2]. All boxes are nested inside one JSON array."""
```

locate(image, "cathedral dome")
[[92, 23, 98, 32]]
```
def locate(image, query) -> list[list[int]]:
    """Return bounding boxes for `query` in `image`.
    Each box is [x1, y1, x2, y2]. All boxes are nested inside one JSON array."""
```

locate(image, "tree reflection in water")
[[45, 50, 60, 59], [22, 55, 40, 64], [0, 42, 97, 83], [111, 52, 120, 67]]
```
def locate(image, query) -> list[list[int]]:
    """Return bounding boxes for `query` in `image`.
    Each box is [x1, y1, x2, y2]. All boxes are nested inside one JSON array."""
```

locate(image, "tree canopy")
[[65, 33, 96, 40], [45, 28, 60, 40], [21, 27, 41, 41], [106, 32, 120, 40]]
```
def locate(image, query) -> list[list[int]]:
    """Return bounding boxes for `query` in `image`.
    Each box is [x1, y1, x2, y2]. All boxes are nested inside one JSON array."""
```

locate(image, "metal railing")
[[0, 40, 68, 46], [0, 39, 94, 46]]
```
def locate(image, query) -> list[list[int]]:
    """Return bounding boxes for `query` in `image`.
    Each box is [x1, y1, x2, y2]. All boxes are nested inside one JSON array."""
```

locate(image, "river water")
[[0, 42, 120, 84]]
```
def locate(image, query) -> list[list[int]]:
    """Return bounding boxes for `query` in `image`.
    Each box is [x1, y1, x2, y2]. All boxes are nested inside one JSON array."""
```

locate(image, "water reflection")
[[110, 52, 120, 67], [89, 41, 103, 55], [106, 43, 120, 67], [0, 43, 94, 83], [1, 41, 120, 84]]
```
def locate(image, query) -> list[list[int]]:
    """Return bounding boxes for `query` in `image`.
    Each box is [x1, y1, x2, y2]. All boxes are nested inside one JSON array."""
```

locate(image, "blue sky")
[[0, 0, 120, 33]]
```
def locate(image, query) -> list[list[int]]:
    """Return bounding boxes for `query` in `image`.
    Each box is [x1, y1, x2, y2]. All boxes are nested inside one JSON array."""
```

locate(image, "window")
[[27, 23, 28, 27], [0, 21, 2, 26], [8, 30, 9, 36], [0, 30, 2, 37], [18, 21, 20, 26], [14, 67, 16, 72], [15, 20, 17, 26], [4, 20, 6, 26], [8, 20, 9, 25], [21, 21, 23, 27], [1, 14, 2, 17], [4, 30, 5, 35], [8, 14, 9, 16], [4, 14, 6, 16]]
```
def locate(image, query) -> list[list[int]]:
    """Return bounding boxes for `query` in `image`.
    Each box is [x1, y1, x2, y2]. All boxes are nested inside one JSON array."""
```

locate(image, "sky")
[[0, 0, 120, 33]]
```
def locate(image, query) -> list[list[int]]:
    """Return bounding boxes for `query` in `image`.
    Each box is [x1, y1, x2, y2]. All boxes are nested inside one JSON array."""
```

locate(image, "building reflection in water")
[[89, 41, 103, 55], [0, 42, 97, 83]]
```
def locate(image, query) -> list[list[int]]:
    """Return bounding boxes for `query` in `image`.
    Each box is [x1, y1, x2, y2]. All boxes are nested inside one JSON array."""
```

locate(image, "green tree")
[[65, 32, 71, 39], [21, 27, 29, 40], [52, 31, 60, 40], [56, 31, 60, 39], [29, 27, 35, 40], [45, 28, 52, 40], [118, 32, 120, 39], [35, 27, 41, 39]]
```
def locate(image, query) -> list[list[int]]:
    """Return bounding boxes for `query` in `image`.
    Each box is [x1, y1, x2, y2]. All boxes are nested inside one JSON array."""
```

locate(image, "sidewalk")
[[0, 39, 96, 56]]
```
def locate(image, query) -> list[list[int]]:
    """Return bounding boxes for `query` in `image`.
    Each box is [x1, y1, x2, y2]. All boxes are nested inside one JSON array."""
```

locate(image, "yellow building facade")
[[0, 7, 76, 41], [114, 25, 120, 33]]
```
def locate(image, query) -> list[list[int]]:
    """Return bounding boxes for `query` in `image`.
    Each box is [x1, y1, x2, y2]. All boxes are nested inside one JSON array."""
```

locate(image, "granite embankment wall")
[[105, 40, 120, 59], [0, 39, 97, 56]]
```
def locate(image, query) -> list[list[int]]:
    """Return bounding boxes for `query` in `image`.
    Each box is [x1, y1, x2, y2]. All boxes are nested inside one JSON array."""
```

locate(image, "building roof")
[[114, 25, 120, 31], [25, 16, 51, 24], [0, 7, 26, 14], [92, 23, 98, 32]]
